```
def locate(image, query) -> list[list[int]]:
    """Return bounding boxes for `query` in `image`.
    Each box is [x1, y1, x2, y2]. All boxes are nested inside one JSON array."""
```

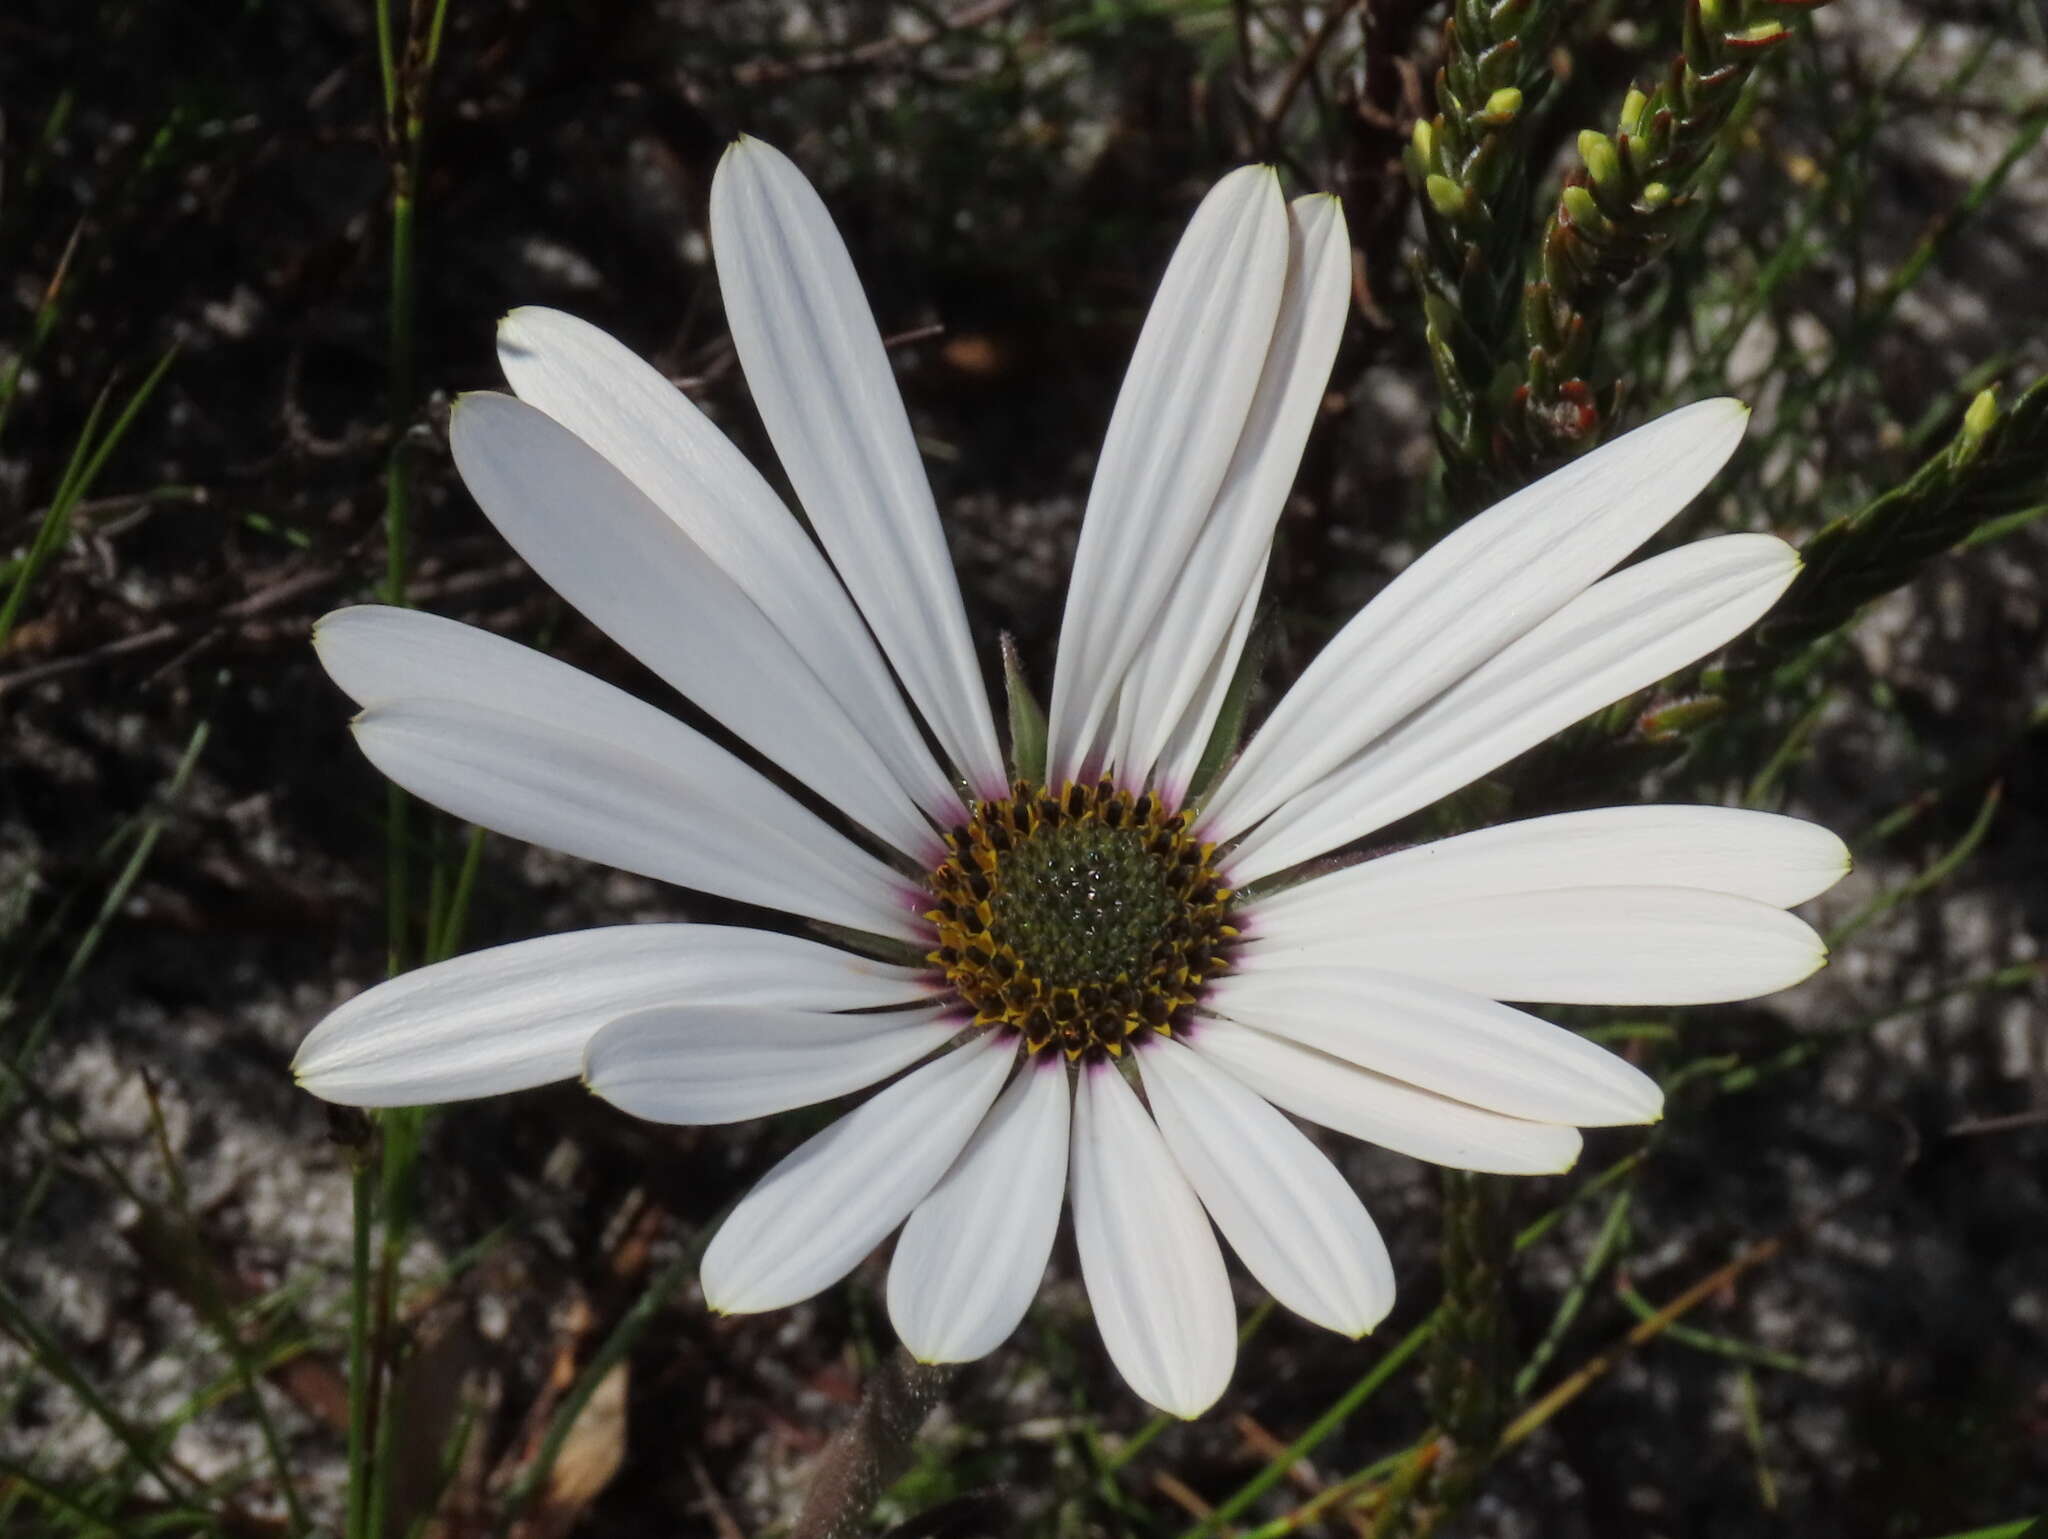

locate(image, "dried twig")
[[733, 0, 1023, 86]]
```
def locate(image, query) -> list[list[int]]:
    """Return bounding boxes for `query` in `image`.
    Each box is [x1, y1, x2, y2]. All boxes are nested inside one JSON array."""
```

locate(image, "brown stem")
[[792, 1351, 959, 1539]]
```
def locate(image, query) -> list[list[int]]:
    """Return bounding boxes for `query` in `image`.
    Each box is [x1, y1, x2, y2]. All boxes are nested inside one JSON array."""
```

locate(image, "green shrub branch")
[[1729, 376, 2048, 690], [1409, 0, 1826, 508]]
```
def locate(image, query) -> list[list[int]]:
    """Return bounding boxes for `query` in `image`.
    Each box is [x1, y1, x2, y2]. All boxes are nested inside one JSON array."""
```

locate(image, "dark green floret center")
[[990, 823, 1179, 989], [925, 778, 1236, 1058]]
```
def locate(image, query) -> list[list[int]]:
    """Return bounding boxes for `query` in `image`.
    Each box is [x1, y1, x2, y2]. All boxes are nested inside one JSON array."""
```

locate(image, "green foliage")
[[1511, 0, 1818, 460], [1733, 376, 2048, 689], [0, 348, 177, 656], [1002, 633, 1050, 786], [1410, 0, 1831, 508], [1413, 1170, 1511, 1530], [1186, 620, 1266, 806], [1402, 0, 1569, 510]]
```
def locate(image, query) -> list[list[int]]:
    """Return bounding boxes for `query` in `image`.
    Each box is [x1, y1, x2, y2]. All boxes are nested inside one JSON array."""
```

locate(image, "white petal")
[[1226, 533, 1800, 882], [1044, 166, 1290, 785], [584, 1003, 959, 1125], [1208, 967, 1663, 1126], [1069, 1060, 1236, 1418], [1244, 885, 1828, 1005], [293, 925, 934, 1107], [495, 308, 965, 826], [710, 138, 1004, 799], [1186, 1014, 1583, 1174], [351, 695, 924, 942], [701, 1031, 1016, 1313], [1104, 193, 1349, 790], [887, 1056, 1070, 1362], [1251, 805, 1852, 938], [1206, 400, 1751, 841], [317, 603, 694, 740], [1153, 581, 1262, 807], [1138, 1036, 1392, 1337], [321, 608, 922, 932], [448, 391, 942, 862]]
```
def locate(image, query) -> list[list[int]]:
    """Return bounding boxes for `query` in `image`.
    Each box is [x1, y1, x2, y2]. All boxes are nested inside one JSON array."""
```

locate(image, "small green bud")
[[1578, 129, 1624, 194], [1620, 88, 1649, 137], [1481, 86, 1523, 124], [1425, 173, 1468, 220], [1963, 388, 1999, 442], [1638, 693, 1729, 741], [1699, 0, 1728, 34], [1411, 116, 1437, 166], [1561, 183, 1604, 230], [1641, 181, 1672, 209]]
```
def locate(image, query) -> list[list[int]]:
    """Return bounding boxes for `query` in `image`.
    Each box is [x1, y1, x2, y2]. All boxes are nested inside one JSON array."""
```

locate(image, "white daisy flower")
[[295, 137, 1847, 1418]]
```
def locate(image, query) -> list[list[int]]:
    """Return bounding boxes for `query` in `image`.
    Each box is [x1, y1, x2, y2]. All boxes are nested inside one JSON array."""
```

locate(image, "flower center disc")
[[927, 779, 1234, 1058]]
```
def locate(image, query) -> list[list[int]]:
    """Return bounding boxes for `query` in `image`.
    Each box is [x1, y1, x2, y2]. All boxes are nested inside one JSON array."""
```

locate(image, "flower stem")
[[348, 6, 454, 1536], [1406, 1169, 1512, 1535], [791, 1351, 957, 1539], [344, 1150, 376, 1539]]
